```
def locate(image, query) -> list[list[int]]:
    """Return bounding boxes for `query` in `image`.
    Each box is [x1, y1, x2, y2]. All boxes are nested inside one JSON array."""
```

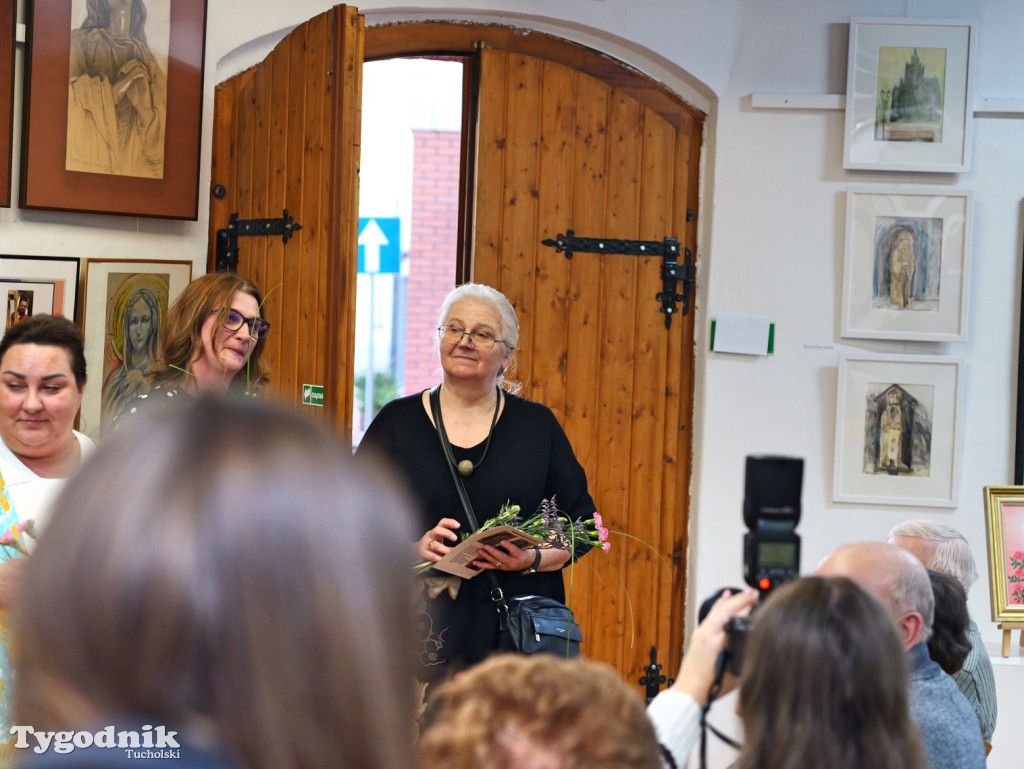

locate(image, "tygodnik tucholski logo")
[[10, 725, 181, 758]]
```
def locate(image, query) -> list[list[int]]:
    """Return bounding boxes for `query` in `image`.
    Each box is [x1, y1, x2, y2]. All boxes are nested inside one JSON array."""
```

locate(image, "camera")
[[742, 455, 803, 593], [698, 456, 804, 680]]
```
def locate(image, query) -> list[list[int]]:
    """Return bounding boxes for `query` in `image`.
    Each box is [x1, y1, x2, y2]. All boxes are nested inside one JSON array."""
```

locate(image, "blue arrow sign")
[[358, 217, 401, 274]]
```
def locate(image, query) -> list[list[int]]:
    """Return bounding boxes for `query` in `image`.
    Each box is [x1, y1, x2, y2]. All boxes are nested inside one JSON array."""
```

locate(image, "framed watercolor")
[[833, 353, 964, 507], [0, 0, 14, 207], [0, 256, 80, 338], [982, 486, 1024, 622], [20, 0, 209, 219], [843, 17, 977, 173], [79, 259, 191, 438], [841, 186, 972, 342]]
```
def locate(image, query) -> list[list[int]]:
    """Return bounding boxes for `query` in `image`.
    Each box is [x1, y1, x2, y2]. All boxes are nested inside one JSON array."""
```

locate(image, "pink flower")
[[1017, 568, 1024, 579], [599, 527, 609, 543], [18, 519, 37, 539], [593, 512, 603, 529], [601, 542, 611, 553], [0, 530, 13, 546], [1014, 550, 1024, 561]]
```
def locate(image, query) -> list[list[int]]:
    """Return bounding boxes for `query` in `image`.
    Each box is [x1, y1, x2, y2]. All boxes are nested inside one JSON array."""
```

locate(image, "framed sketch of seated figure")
[[21, 0, 208, 218], [66, 0, 169, 179]]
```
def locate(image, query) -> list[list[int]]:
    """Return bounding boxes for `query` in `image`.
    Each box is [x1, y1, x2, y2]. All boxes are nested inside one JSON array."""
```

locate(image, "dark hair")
[[0, 314, 86, 387], [13, 397, 417, 769], [419, 654, 662, 769], [735, 577, 926, 769], [926, 569, 972, 675], [150, 272, 270, 392]]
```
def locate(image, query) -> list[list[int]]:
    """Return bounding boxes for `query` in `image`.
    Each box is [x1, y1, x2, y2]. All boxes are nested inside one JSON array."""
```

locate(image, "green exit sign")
[[302, 384, 324, 407]]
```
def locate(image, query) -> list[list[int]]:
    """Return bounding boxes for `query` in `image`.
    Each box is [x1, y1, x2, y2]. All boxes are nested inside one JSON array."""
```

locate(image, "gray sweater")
[[908, 642, 986, 769]]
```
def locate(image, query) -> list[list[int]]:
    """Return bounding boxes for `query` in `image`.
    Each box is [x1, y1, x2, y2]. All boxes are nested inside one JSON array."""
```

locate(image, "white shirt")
[[0, 431, 96, 547]]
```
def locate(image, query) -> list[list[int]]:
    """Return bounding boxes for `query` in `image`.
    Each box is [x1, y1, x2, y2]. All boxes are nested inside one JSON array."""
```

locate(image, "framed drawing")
[[0, 256, 80, 338], [833, 353, 964, 507], [843, 17, 977, 173], [0, 0, 14, 207], [982, 486, 1024, 622], [841, 186, 972, 341], [79, 259, 191, 438], [20, 0, 209, 218]]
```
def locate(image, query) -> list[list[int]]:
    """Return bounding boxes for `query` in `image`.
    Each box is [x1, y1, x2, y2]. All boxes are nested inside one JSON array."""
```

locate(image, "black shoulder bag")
[[429, 386, 582, 657]]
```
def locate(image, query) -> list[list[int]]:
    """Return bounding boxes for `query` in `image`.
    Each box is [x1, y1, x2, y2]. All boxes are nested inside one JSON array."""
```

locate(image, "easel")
[[997, 622, 1024, 656]]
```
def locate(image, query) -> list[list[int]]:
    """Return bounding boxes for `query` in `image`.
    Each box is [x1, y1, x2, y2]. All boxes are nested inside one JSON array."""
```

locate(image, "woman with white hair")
[[358, 283, 595, 691]]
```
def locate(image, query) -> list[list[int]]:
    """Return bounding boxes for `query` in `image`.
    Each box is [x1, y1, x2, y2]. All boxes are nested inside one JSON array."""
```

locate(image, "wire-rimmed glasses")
[[437, 324, 508, 351]]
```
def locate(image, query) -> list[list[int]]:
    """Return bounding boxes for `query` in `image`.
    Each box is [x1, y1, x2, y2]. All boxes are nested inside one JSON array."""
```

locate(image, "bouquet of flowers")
[[414, 497, 609, 576], [0, 519, 37, 558]]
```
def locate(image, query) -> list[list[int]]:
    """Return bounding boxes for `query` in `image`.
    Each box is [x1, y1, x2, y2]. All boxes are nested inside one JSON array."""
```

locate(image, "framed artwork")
[[20, 0, 209, 218], [79, 259, 191, 438], [0, 256, 80, 339], [0, 0, 14, 207], [843, 17, 977, 173], [833, 353, 964, 507], [841, 186, 972, 342], [982, 486, 1024, 622]]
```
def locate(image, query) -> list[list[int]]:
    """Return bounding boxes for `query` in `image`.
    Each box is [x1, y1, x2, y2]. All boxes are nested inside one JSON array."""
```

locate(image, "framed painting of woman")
[[79, 258, 191, 437]]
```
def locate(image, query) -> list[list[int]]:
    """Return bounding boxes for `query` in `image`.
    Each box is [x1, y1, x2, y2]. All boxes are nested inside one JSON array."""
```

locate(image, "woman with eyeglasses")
[[113, 272, 270, 424], [357, 283, 595, 704]]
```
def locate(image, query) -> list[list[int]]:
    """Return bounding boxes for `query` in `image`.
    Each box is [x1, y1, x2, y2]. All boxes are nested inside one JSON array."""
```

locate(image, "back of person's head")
[[815, 541, 934, 643], [735, 577, 926, 769], [926, 569, 972, 675], [418, 654, 662, 769], [887, 519, 979, 590], [13, 397, 417, 769], [0, 314, 86, 387]]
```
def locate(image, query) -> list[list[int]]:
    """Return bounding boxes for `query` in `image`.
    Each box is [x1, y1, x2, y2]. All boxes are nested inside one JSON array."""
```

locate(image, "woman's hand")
[[416, 519, 461, 562], [472, 541, 567, 573], [672, 588, 758, 705]]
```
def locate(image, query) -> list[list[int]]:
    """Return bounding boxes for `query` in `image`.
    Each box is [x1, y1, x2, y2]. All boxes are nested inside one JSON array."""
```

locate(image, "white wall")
[[4, 0, 1021, 764]]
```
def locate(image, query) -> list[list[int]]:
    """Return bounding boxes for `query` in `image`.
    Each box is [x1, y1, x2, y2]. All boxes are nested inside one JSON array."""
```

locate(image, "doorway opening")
[[353, 57, 465, 443]]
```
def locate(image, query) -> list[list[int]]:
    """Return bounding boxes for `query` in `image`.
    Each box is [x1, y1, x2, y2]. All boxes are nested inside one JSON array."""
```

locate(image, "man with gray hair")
[[817, 542, 985, 769], [889, 519, 997, 742]]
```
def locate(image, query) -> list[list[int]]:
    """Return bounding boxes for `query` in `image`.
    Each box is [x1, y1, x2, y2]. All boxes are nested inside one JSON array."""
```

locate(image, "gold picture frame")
[[982, 485, 1024, 622]]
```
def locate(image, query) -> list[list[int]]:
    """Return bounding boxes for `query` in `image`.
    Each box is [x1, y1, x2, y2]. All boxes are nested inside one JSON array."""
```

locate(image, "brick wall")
[[403, 129, 459, 395]]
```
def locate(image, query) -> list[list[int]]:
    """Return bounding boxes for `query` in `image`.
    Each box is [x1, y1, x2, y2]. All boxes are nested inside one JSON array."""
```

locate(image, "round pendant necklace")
[[449, 387, 501, 477]]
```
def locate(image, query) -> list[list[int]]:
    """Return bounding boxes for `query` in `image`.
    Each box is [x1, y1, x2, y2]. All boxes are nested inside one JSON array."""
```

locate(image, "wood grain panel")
[[471, 50, 506, 291], [472, 46, 703, 684], [207, 6, 362, 432]]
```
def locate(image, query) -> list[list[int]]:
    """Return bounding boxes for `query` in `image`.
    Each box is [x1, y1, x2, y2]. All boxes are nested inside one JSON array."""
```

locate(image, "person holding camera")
[[647, 588, 756, 766], [651, 578, 926, 769]]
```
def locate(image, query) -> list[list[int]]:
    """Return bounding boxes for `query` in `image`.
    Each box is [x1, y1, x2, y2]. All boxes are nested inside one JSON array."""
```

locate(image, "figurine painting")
[[101, 272, 168, 433], [66, 0, 170, 179], [1002, 504, 1024, 607], [863, 383, 933, 477], [875, 46, 946, 142], [873, 216, 942, 311]]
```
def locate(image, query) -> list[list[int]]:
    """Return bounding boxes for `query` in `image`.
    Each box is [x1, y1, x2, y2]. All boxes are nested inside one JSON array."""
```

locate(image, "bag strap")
[[429, 386, 509, 620]]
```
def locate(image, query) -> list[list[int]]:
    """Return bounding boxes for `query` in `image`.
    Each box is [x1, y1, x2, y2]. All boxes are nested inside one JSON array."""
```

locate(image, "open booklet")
[[431, 525, 544, 579]]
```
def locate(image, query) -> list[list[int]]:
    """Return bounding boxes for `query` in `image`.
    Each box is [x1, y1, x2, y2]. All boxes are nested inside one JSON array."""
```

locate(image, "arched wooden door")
[[213, 14, 703, 684], [209, 6, 363, 431], [468, 46, 701, 680]]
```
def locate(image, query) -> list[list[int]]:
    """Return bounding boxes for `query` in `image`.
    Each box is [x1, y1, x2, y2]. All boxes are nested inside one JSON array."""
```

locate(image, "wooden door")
[[472, 48, 702, 680], [209, 6, 363, 432]]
